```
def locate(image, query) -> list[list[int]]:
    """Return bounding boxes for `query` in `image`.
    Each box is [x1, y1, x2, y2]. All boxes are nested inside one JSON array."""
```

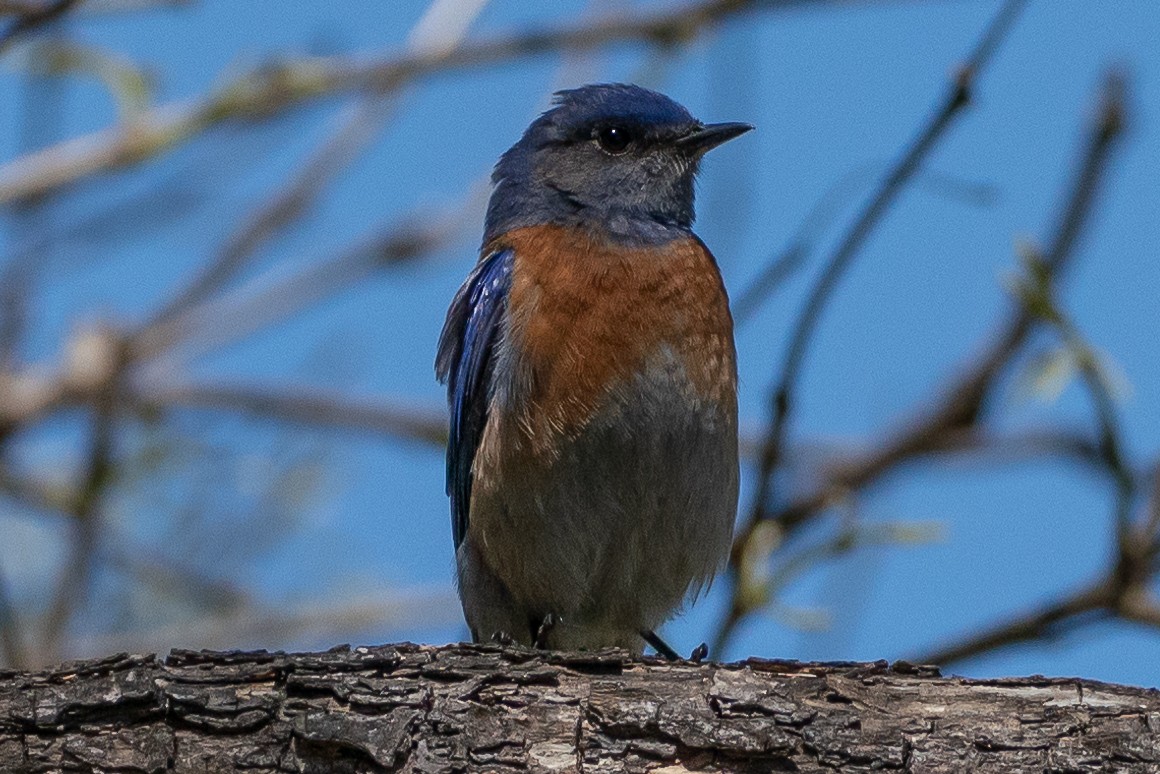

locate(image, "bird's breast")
[[488, 224, 736, 452]]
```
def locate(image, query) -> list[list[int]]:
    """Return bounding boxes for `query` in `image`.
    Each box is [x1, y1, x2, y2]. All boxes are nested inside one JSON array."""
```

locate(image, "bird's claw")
[[533, 613, 558, 649]]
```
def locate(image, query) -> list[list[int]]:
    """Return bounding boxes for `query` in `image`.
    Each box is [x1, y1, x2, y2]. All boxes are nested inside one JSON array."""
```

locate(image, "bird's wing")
[[435, 248, 514, 549]]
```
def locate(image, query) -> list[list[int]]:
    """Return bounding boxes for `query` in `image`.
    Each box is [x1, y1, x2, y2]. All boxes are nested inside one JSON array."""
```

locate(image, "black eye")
[[595, 125, 633, 154]]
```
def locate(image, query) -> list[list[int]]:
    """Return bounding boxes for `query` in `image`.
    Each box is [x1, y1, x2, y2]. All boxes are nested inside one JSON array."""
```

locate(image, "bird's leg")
[[641, 629, 680, 660], [533, 613, 558, 649]]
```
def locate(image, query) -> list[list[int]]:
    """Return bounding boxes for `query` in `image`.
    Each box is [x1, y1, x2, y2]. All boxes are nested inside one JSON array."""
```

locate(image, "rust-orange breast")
[[489, 224, 736, 444]]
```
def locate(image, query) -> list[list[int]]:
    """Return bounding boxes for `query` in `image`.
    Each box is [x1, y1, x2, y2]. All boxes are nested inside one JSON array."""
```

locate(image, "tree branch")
[[0, 0, 78, 55], [2, 644, 1157, 772], [0, 0, 912, 205], [713, 0, 1030, 657]]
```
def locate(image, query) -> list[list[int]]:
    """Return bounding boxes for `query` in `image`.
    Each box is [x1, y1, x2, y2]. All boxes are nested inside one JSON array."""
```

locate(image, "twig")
[[0, 0, 78, 55], [711, 0, 1029, 657], [746, 0, 1028, 534], [0, 559, 26, 669], [39, 334, 125, 662], [139, 0, 493, 334], [915, 579, 1113, 666], [732, 166, 996, 326], [128, 380, 448, 447], [141, 97, 400, 333], [896, 74, 1133, 669], [131, 205, 470, 362], [0, 0, 907, 205]]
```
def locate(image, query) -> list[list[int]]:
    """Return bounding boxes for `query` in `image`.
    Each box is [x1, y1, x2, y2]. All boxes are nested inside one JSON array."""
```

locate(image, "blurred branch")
[[766, 63, 1120, 550], [744, 0, 1028, 534], [0, 0, 906, 205], [144, 96, 400, 332], [132, 202, 472, 361], [0, 0, 144, 13], [129, 380, 448, 447], [915, 580, 1113, 666], [142, 0, 493, 332], [903, 76, 1137, 669], [39, 329, 126, 662], [0, 559, 26, 669], [66, 586, 459, 662], [0, 0, 78, 55], [713, 0, 1029, 656], [732, 166, 996, 326]]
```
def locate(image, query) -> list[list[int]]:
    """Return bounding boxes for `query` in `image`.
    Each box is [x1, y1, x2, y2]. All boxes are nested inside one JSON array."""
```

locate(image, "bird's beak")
[[676, 122, 753, 154]]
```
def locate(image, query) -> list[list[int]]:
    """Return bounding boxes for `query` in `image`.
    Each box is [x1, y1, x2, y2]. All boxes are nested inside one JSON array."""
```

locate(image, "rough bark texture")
[[1, 643, 1158, 773]]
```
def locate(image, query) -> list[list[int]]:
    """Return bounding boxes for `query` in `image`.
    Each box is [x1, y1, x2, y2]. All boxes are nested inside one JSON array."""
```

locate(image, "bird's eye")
[[595, 125, 633, 154]]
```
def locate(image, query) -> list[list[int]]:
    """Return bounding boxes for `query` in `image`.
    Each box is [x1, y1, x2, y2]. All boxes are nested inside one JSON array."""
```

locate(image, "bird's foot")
[[689, 642, 709, 663], [640, 629, 681, 660], [533, 613, 558, 649], [490, 630, 515, 646]]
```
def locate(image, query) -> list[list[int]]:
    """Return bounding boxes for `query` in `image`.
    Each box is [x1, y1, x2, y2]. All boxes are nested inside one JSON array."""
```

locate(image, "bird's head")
[[484, 83, 752, 245]]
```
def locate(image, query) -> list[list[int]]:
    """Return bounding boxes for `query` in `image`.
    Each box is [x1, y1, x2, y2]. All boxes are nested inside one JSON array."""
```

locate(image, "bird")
[[436, 83, 749, 656]]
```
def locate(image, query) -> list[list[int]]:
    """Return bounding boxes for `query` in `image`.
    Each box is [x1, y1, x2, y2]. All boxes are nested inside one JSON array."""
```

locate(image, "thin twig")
[[747, 0, 1029, 534], [893, 74, 1132, 669], [732, 166, 996, 326], [914, 579, 1113, 666], [0, 0, 908, 205], [138, 0, 493, 334], [128, 380, 448, 447], [39, 336, 124, 662], [0, 0, 78, 55], [141, 97, 401, 333], [0, 559, 27, 669], [711, 0, 1029, 657], [131, 204, 470, 362]]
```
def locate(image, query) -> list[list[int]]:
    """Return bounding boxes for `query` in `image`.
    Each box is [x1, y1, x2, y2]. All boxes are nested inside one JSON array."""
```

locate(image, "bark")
[[1, 643, 1158, 773]]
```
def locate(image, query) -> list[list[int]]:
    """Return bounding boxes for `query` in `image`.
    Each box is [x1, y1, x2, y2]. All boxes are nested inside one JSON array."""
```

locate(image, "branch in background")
[[129, 380, 448, 448], [0, 0, 78, 55], [714, 68, 1126, 657], [0, 560, 26, 669], [0, 0, 185, 14], [132, 201, 473, 361], [899, 74, 1139, 669], [143, 98, 401, 333], [38, 330, 127, 663], [141, 0, 493, 333], [0, 0, 911, 205], [732, 166, 997, 327], [68, 586, 461, 660], [712, 0, 1030, 657]]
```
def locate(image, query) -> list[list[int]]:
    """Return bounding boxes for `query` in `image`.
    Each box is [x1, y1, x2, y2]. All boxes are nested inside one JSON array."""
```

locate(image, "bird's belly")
[[471, 357, 738, 630]]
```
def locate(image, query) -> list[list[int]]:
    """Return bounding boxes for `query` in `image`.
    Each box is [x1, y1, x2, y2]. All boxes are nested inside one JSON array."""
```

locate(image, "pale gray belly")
[[471, 357, 739, 631]]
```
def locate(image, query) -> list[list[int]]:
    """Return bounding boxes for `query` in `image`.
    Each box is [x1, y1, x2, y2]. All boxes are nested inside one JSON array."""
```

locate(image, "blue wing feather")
[[435, 248, 514, 548]]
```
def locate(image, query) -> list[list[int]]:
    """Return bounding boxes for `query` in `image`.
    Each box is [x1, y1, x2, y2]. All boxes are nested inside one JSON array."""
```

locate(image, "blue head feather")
[[483, 83, 749, 246]]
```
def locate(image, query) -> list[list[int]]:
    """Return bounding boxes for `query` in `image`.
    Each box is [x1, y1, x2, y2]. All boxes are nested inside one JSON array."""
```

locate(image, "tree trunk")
[[1, 642, 1157, 772]]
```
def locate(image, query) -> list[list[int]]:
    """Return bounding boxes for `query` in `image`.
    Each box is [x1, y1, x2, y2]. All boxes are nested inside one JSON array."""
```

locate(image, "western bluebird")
[[436, 83, 750, 656]]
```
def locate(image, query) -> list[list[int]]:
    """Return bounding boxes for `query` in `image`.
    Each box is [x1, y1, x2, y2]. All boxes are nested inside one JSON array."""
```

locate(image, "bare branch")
[[0, 560, 27, 669], [39, 331, 126, 662], [144, 97, 401, 332], [131, 204, 471, 362], [914, 580, 1112, 667], [0, 0, 78, 55], [141, 0, 492, 333], [128, 380, 447, 448], [0, 0, 910, 205], [712, 0, 1029, 657], [67, 587, 460, 662]]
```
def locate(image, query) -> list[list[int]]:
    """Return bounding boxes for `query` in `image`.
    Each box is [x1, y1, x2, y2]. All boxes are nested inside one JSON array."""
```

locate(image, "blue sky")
[[1, 1, 1158, 684]]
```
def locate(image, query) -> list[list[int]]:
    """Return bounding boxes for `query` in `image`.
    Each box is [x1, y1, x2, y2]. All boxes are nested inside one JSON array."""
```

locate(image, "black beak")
[[676, 121, 753, 154]]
